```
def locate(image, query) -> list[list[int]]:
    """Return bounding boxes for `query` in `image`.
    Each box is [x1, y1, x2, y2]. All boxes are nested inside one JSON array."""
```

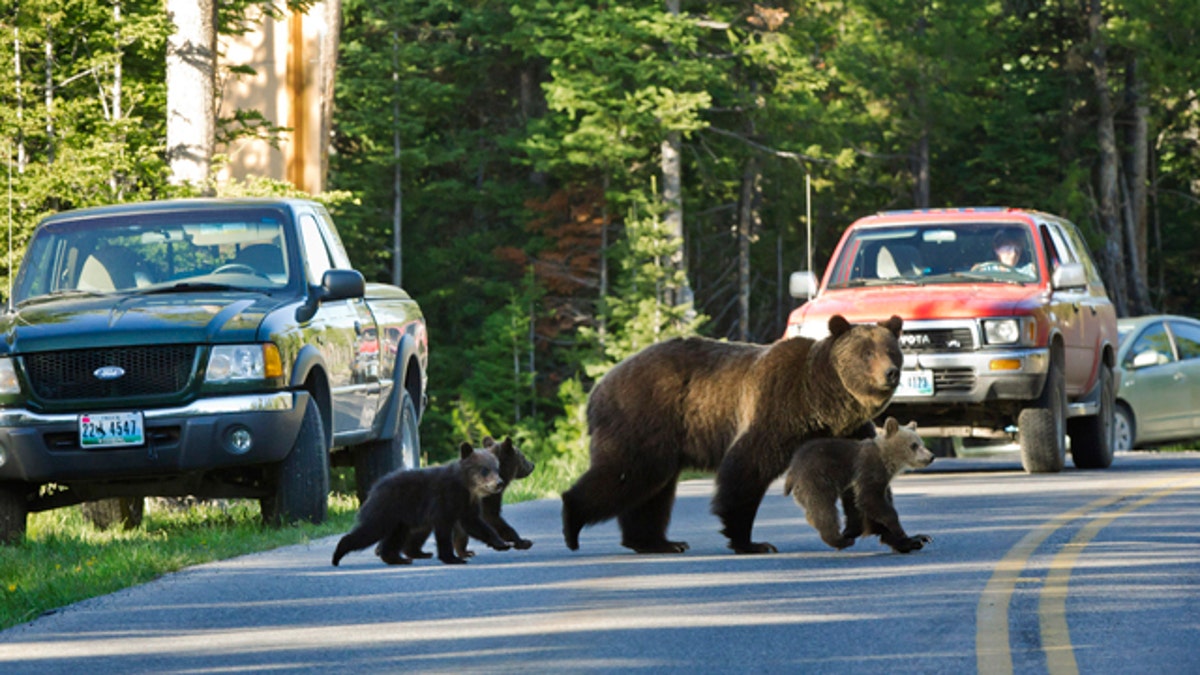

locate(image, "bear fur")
[[782, 416, 935, 553], [403, 435, 536, 559], [561, 314, 904, 555], [331, 443, 511, 566]]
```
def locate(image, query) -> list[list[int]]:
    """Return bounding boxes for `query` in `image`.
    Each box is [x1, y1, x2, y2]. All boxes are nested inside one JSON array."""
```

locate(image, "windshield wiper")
[[134, 281, 246, 294], [15, 288, 105, 307]]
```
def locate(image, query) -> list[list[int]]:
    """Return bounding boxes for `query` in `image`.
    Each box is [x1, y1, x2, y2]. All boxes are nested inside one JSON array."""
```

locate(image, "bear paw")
[[512, 538, 533, 550], [439, 556, 468, 565], [891, 535, 932, 554], [379, 552, 413, 565], [831, 536, 856, 550], [490, 541, 511, 552], [729, 541, 778, 555], [624, 539, 690, 554]]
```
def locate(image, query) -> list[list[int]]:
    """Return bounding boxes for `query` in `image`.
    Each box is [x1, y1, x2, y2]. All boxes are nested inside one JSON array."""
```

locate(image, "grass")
[[0, 459, 588, 632]]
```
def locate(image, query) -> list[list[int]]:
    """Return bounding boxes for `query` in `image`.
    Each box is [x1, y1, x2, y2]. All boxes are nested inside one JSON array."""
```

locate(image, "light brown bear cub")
[[783, 417, 935, 553], [331, 443, 511, 566], [403, 436, 536, 559]]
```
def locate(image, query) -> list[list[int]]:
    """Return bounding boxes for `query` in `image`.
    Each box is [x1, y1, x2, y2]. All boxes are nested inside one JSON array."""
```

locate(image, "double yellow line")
[[976, 472, 1200, 675]]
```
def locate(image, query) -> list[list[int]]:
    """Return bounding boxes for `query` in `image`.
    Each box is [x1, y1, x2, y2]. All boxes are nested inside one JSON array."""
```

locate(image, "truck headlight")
[[982, 318, 1034, 346], [0, 358, 20, 395], [205, 344, 283, 383]]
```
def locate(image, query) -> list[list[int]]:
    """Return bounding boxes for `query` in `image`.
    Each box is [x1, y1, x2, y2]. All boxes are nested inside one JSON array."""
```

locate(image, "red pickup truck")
[[786, 207, 1118, 473]]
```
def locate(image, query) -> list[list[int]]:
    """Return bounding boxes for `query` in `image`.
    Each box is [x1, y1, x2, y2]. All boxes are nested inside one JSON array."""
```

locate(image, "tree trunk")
[[1088, 0, 1127, 315], [737, 154, 760, 342], [14, 27, 25, 173], [1123, 57, 1152, 314], [44, 25, 54, 164], [318, 0, 341, 194], [391, 27, 403, 287], [662, 0, 693, 312], [165, 0, 216, 189]]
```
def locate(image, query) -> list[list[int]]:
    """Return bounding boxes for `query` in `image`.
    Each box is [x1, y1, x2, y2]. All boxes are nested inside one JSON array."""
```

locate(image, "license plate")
[[896, 369, 934, 397], [79, 412, 145, 448]]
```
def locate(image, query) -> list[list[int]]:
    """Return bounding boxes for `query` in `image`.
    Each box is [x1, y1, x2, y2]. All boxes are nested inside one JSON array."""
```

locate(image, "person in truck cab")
[[972, 229, 1035, 278]]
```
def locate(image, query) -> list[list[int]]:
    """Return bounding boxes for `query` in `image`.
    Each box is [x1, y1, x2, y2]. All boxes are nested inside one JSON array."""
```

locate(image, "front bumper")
[[892, 346, 1050, 405], [0, 391, 308, 483]]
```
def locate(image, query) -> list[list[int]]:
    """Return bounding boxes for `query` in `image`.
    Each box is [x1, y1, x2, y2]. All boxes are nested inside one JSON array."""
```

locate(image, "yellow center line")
[[1039, 475, 1200, 675], [976, 472, 1200, 675]]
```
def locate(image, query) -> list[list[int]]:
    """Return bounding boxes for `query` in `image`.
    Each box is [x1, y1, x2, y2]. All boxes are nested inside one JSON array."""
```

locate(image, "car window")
[[1124, 321, 1175, 368], [299, 214, 334, 285], [1168, 321, 1200, 360]]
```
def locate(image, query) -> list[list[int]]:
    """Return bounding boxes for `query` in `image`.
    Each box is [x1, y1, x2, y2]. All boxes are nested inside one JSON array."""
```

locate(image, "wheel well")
[[403, 356, 423, 419], [303, 367, 332, 450]]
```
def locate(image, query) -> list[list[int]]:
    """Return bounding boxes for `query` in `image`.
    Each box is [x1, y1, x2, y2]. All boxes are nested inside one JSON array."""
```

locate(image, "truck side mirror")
[[1051, 262, 1087, 289], [319, 269, 366, 302], [789, 271, 818, 299]]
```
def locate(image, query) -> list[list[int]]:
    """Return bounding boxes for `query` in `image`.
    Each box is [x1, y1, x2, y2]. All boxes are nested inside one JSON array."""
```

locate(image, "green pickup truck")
[[0, 198, 428, 542]]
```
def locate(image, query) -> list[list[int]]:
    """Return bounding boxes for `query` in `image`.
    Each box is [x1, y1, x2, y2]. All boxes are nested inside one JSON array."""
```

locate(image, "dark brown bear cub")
[[403, 436, 536, 559], [783, 417, 935, 553], [562, 314, 903, 555], [331, 443, 511, 566]]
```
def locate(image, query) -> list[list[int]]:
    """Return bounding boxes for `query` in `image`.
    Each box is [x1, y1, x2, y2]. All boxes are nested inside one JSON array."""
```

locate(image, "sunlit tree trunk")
[[1088, 0, 1127, 315], [165, 0, 215, 189]]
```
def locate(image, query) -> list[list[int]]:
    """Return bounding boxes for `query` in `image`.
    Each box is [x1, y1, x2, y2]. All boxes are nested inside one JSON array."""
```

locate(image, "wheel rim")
[[1114, 407, 1133, 452]]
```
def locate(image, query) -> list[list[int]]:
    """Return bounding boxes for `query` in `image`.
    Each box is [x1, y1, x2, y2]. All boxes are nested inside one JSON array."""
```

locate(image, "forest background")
[[2, 0, 1199, 470]]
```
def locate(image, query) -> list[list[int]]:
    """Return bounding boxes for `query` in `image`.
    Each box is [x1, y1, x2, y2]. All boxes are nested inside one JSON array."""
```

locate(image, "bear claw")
[[731, 541, 778, 554]]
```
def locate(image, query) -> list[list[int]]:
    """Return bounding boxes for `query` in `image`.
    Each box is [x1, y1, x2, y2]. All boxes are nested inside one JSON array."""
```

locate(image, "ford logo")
[[93, 366, 126, 380]]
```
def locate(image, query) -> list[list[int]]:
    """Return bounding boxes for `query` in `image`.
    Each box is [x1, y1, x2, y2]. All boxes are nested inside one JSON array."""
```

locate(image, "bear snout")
[[884, 366, 900, 388]]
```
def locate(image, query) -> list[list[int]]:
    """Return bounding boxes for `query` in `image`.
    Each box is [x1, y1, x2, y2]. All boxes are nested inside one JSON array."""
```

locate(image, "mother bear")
[[562, 314, 904, 554]]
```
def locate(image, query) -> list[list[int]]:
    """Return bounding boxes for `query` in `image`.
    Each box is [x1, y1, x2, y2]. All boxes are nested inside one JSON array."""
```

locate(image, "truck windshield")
[[13, 207, 292, 304], [825, 223, 1040, 289]]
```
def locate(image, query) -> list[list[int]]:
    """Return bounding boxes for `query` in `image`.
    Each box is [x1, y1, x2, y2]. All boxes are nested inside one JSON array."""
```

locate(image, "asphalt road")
[[2, 451, 1199, 674]]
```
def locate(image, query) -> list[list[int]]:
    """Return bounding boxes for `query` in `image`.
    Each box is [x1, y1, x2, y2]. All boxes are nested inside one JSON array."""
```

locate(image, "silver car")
[[1114, 315, 1200, 451]]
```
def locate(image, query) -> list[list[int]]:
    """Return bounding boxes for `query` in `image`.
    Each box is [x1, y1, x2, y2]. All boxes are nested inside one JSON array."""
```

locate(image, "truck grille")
[[23, 346, 198, 401], [898, 328, 975, 352], [934, 367, 975, 392]]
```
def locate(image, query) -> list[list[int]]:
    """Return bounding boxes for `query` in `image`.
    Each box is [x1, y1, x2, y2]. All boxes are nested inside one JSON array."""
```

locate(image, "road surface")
[[2, 451, 1198, 674]]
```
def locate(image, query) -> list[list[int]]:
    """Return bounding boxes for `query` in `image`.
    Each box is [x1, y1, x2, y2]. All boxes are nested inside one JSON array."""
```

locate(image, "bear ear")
[[828, 315, 853, 338], [906, 420, 919, 431], [884, 417, 900, 437], [481, 436, 496, 448], [879, 314, 903, 337], [459, 442, 474, 460], [501, 436, 514, 451]]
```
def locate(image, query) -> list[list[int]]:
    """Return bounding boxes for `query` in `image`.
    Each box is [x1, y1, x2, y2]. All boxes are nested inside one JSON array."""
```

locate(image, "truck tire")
[[353, 389, 421, 504], [1068, 362, 1115, 469], [0, 484, 28, 544], [261, 395, 330, 526], [81, 497, 145, 531], [1019, 354, 1066, 473]]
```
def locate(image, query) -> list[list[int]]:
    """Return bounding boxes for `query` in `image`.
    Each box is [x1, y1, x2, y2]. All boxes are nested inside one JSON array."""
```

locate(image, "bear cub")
[[403, 435, 536, 560], [331, 442, 512, 566], [783, 416, 935, 554]]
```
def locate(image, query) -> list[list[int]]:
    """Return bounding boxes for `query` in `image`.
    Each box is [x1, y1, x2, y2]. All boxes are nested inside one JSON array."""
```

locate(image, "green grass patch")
[[0, 495, 359, 631]]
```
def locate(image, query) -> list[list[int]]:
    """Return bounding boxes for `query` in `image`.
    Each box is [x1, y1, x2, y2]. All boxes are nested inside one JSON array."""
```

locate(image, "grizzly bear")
[[403, 435, 536, 559], [331, 443, 512, 566], [783, 416, 935, 553], [561, 314, 904, 555]]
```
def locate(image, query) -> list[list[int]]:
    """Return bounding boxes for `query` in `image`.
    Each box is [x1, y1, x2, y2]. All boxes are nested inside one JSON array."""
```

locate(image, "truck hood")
[[1, 292, 283, 354], [788, 283, 1048, 328]]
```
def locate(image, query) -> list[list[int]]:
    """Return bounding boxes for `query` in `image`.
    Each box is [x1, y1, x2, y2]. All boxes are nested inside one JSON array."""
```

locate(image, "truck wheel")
[[1019, 354, 1066, 473], [81, 497, 145, 531], [353, 389, 421, 504], [261, 395, 330, 526], [1068, 362, 1115, 469], [0, 484, 28, 544]]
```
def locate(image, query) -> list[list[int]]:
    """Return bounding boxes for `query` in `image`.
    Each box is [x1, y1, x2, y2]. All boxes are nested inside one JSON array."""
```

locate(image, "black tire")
[[353, 389, 421, 503], [1112, 403, 1135, 453], [0, 484, 28, 545], [81, 497, 145, 531], [1068, 362, 1115, 469], [1020, 353, 1066, 473], [261, 395, 330, 526]]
